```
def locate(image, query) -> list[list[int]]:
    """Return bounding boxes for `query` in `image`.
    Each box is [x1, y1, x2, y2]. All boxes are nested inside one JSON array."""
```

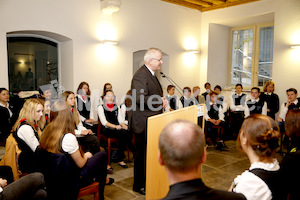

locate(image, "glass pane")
[[258, 26, 274, 87], [7, 37, 58, 93], [231, 29, 253, 86]]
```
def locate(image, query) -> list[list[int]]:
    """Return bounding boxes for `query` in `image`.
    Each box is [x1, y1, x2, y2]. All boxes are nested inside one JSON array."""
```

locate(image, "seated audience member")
[[192, 86, 205, 127], [260, 81, 280, 120], [201, 82, 211, 101], [214, 85, 227, 111], [98, 90, 135, 168], [165, 85, 182, 111], [244, 87, 267, 118], [180, 87, 194, 108], [39, 100, 111, 200], [0, 88, 16, 143], [12, 98, 45, 173], [0, 165, 46, 199], [192, 86, 205, 105], [230, 114, 284, 200], [62, 91, 100, 155], [100, 83, 113, 105], [76, 82, 97, 133], [158, 119, 246, 200], [120, 90, 132, 126], [204, 91, 227, 151], [280, 109, 300, 199], [230, 84, 247, 138], [38, 84, 53, 100], [277, 88, 299, 125]]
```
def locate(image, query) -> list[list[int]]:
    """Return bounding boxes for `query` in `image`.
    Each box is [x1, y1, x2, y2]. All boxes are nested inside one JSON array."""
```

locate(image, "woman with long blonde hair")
[[230, 114, 284, 200], [39, 100, 111, 200], [12, 98, 44, 173]]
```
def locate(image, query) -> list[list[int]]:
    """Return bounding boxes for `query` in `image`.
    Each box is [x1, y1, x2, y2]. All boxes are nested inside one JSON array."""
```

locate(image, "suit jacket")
[[162, 179, 246, 200], [129, 65, 163, 134]]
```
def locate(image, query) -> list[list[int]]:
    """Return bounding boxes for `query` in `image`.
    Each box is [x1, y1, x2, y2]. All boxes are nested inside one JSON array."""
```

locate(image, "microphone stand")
[[160, 72, 183, 96]]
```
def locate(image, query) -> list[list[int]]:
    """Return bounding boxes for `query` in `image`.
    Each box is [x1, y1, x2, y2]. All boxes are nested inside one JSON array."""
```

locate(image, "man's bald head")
[[159, 120, 205, 173]]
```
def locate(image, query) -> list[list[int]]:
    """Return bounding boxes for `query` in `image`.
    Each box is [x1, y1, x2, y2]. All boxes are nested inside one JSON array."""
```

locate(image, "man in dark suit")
[[158, 120, 246, 200], [130, 48, 168, 195]]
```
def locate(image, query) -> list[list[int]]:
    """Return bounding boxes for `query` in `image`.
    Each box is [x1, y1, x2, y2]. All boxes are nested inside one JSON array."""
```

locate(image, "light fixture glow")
[[290, 44, 300, 49], [186, 50, 200, 54], [100, 40, 119, 45]]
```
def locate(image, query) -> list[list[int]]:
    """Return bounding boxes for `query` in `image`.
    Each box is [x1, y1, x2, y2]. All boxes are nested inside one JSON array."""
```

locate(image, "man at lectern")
[[130, 47, 168, 195], [158, 120, 246, 200]]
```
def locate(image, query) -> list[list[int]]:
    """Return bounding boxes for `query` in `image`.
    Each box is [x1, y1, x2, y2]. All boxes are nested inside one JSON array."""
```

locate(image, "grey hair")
[[144, 47, 162, 63]]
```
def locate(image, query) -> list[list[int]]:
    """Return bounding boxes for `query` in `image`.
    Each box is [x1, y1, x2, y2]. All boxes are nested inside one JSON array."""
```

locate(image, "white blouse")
[[62, 133, 79, 154], [98, 105, 124, 127], [232, 159, 280, 200], [17, 125, 39, 152]]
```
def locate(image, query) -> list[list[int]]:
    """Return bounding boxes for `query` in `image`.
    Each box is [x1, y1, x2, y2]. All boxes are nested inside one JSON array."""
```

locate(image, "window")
[[7, 36, 58, 93], [229, 23, 274, 88]]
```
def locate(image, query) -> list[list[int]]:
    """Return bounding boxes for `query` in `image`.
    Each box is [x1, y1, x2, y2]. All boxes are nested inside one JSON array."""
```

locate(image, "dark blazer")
[[129, 65, 163, 134], [162, 179, 246, 200]]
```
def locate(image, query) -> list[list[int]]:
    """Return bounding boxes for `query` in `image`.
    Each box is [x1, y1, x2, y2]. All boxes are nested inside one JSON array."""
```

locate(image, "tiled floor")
[[80, 140, 252, 200], [0, 141, 283, 200]]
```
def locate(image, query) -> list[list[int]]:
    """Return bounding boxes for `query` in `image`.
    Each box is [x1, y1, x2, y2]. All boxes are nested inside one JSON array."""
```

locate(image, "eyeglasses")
[[152, 58, 163, 62]]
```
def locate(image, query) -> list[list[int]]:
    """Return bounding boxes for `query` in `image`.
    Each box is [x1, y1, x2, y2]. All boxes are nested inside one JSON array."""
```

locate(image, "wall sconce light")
[[290, 44, 300, 49], [100, 40, 119, 45], [101, 0, 121, 16], [186, 50, 200, 54]]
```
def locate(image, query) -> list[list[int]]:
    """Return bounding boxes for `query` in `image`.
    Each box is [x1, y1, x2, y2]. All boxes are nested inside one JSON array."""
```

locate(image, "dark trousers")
[[230, 111, 244, 138], [205, 121, 225, 146], [0, 165, 13, 184], [102, 128, 135, 162], [0, 172, 46, 200], [80, 151, 108, 200], [77, 134, 100, 155], [133, 133, 146, 191]]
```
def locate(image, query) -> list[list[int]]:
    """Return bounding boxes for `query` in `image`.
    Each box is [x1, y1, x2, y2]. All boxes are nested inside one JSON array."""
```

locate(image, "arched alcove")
[[7, 30, 74, 92], [133, 50, 170, 95]]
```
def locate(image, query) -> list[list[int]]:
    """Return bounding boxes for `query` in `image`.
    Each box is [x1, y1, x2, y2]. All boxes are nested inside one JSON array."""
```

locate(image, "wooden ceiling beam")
[[201, 0, 259, 11], [184, 0, 213, 7], [162, 0, 203, 11]]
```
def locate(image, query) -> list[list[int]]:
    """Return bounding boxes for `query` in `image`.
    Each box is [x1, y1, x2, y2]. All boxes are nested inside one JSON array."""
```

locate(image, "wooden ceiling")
[[162, 0, 260, 12]]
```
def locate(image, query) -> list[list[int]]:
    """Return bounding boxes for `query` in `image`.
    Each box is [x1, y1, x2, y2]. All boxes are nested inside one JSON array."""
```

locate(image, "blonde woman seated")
[[98, 90, 135, 168], [12, 98, 45, 173], [39, 100, 110, 200], [230, 114, 284, 200]]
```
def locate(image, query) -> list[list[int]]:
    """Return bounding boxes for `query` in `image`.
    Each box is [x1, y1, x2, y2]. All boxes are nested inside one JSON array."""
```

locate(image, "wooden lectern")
[[145, 105, 205, 200]]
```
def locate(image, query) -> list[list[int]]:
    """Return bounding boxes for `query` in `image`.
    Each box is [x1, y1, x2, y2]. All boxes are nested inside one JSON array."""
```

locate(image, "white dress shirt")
[[232, 159, 280, 200], [230, 93, 247, 111], [204, 102, 225, 121], [0, 102, 12, 117], [98, 105, 124, 127], [244, 98, 267, 118], [278, 99, 299, 121]]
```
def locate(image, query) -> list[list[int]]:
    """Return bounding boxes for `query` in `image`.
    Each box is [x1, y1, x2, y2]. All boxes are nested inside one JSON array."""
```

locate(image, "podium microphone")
[[160, 72, 183, 95]]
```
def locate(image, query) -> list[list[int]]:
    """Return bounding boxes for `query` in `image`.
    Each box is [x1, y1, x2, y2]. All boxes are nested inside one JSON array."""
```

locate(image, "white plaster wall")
[[200, 0, 300, 108], [0, 0, 202, 102], [207, 23, 230, 89]]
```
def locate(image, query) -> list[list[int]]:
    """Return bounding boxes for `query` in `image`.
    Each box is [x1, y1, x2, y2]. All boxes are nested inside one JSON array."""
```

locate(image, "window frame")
[[228, 22, 274, 90]]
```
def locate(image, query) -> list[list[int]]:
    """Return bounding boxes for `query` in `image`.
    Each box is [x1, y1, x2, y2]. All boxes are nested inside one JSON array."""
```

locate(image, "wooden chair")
[[204, 124, 224, 145], [97, 119, 118, 165], [78, 182, 99, 200], [97, 119, 134, 164]]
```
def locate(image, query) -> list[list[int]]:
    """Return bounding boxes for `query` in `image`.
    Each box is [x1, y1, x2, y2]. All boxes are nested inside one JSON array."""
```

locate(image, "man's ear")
[[158, 150, 165, 166], [201, 147, 207, 164]]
